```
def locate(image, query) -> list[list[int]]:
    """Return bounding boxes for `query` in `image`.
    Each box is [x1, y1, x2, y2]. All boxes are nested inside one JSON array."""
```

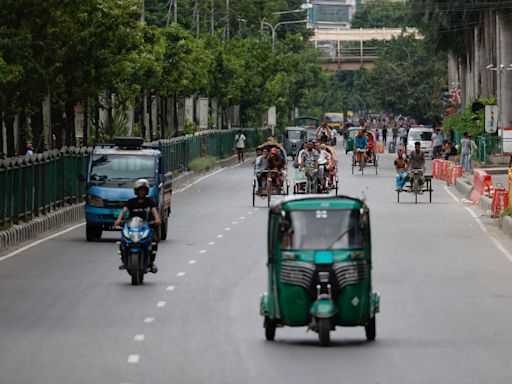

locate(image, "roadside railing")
[[0, 128, 270, 228], [476, 136, 512, 164]]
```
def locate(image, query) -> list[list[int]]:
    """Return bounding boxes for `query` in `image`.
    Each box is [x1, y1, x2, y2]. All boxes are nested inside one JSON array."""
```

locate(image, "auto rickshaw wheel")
[[365, 317, 376, 341], [264, 317, 276, 341], [318, 318, 330, 347]]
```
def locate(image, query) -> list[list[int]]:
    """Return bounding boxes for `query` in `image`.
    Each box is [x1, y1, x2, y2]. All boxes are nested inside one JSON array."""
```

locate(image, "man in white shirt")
[[235, 130, 246, 162]]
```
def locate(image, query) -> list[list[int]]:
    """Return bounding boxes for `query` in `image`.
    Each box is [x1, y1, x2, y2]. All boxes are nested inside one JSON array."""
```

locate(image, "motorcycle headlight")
[[88, 194, 104, 207], [130, 232, 142, 243], [141, 229, 150, 239], [123, 228, 130, 239]]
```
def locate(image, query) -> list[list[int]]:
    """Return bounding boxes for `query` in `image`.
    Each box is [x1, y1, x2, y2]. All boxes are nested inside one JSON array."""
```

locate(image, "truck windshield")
[[282, 209, 363, 250], [90, 155, 156, 184], [324, 113, 343, 124]]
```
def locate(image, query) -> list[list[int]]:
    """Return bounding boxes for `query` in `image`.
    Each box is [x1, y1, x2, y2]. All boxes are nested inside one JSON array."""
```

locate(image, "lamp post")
[[261, 19, 309, 52]]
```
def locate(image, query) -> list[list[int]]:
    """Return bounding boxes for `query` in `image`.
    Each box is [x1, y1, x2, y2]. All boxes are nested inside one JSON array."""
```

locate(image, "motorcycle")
[[117, 217, 154, 285]]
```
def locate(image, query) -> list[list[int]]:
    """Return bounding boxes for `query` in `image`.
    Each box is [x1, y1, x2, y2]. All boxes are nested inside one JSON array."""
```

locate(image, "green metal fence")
[[0, 128, 270, 228]]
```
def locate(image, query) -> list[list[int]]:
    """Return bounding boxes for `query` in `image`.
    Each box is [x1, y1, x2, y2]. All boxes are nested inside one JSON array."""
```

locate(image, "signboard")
[[197, 97, 209, 130], [485, 105, 498, 133]]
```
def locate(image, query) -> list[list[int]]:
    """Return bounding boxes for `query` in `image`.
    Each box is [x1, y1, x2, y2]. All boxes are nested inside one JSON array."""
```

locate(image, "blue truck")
[[83, 137, 172, 242]]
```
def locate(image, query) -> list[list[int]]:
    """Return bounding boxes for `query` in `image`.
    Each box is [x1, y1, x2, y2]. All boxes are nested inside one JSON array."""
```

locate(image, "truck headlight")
[[88, 194, 104, 207], [130, 232, 142, 243]]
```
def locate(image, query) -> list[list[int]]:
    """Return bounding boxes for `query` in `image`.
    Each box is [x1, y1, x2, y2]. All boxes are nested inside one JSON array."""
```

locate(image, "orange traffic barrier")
[[442, 160, 450, 181], [375, 141, 385, 154], [447, 164, 463, 185], [470, 169, 493, 204], [491, 188, 509, 217], [432, 159, 440, 179]]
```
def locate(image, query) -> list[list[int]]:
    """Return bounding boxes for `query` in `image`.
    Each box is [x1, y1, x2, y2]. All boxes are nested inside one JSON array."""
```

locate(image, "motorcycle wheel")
[[264, 317, 276, 341], [129, 253, 143, 285], [318, 318, 330, 347], [365, 316, 376, 341]]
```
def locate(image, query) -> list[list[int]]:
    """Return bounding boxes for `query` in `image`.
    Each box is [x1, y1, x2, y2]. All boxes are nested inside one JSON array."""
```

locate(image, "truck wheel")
[[86, 224, 101, 241], [160, 216, 168, 240], [318, 318, 331, 347]]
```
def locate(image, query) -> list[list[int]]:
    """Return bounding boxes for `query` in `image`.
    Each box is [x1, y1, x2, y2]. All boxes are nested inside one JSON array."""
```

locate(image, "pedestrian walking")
[[432, 128, 445, 158], [392, 125, 398, 145], [235, 130, 246, 162], [469, 134, 478, 171], [460, 132, 471, 172], [25, 142, 34, 157], [399, 125, 408, 148], [382, 126, 388, 146]]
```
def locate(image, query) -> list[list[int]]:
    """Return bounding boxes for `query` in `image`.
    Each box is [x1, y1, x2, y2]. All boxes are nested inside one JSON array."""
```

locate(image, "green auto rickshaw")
[[260, 195, 380, 346], [345, 127, 363, 154]]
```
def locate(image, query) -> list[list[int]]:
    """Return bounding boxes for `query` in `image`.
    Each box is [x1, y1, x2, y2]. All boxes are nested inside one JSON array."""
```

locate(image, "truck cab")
[[84, 137, 172, 242]]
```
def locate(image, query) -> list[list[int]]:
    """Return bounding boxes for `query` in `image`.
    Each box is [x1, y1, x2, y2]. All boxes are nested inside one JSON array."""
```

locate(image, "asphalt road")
[[2, 143, 512, 384]]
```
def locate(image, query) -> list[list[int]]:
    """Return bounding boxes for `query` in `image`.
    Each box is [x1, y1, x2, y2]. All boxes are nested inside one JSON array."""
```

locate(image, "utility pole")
[[166, 0, 172, 27], [226, 0, 230, 42], [211, 0, 214, 34], [141, 0, 145, 23], [174, 0, 178, 24], [194, 0, 201, 38]]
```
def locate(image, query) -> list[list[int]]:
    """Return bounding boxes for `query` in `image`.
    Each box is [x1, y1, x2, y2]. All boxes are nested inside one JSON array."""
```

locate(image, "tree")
[[351, 0, 414, 28]]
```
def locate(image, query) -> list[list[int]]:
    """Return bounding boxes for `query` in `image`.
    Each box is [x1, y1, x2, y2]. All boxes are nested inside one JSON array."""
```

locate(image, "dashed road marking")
[[232, 221, 238, 224], [127, 355, 140, 364], [217, 234, 224, 238], [157, 301, 167, 308], [224, 227, 231, 231], [199, 249, 206, 254], [144, 317, 154, 323], [248, 212, 253, 215], [240, 216, 245, 219], [208, 242, 215, 245], [177, 272, 186, 277], [166, 285, 175, 291], [189, 260, 197, 264], [134, 334, 145, 342]]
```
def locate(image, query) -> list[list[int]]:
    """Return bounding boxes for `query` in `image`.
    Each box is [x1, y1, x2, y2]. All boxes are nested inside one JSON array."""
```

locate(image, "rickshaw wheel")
[[264, 317, 276, 341], [365, 317, 376, 341], [318, 318, 330, 347], [252, 183, 256, 207]]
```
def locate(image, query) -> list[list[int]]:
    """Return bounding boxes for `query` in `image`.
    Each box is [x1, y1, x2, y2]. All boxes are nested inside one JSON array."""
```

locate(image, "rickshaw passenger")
[[268, 147, 284, 188], [354, 130, 369, 164], [394, 148, 408, 191], [318, 144, 332, 191], [255, 149, 269, 188]]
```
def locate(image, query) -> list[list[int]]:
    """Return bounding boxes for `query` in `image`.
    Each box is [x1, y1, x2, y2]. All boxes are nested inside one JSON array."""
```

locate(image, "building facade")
[[308, 0, 358, 29]]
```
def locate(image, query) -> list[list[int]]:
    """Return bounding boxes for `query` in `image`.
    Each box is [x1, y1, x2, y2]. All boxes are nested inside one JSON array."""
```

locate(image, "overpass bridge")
[[311, 27, 422, 71]]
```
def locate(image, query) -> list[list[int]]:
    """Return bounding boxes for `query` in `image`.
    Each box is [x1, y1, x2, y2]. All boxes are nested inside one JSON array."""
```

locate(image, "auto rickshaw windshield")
[[286, 130, 303, 140], [282, 209, 363, 250]]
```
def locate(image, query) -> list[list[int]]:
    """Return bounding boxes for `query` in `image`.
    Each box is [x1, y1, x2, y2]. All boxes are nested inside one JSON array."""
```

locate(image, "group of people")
[[394, 141, 426, 191], [254, 146, 286, 190], [297, 140, 336, 193], [433, 129, 478, 172]]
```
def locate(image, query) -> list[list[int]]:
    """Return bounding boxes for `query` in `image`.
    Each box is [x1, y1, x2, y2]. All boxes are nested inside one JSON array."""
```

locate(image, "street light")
[[261, 19, 309, 52]]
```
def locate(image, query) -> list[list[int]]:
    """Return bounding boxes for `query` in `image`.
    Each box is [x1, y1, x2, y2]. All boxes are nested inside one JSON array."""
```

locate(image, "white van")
[[407, 125, 434, 158]]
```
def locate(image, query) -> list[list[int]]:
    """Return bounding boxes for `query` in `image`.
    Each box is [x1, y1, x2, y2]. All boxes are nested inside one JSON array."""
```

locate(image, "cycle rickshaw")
[[351, 130, 379, 175], [252, 141, 290, 207]]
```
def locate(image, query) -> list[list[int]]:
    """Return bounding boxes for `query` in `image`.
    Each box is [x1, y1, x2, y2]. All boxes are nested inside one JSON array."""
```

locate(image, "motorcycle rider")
[[114, 179, 161, 273]]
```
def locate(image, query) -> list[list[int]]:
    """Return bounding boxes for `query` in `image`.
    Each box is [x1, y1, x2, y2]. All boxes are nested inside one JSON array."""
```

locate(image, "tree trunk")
[[106, 90, 113, 139], [5, 113, 15, 157], [148, 95, 153, 141], [140, 91, 146, 140], [31, 103, 44, 153], [83, 99, 89, 146], [160, 97, 166, 139], [65, 100, 76, 147], [94, 100, 100, 143], [173, 94, 179, 137], [18, 109, 27, 154]]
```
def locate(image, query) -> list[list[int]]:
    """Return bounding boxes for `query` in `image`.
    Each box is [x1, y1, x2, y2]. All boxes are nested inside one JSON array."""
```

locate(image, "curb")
[[455, 177, 473, 200], [0, 204, 84, 249], [478, 195, 493, 212], [501, 216, 512, 238]]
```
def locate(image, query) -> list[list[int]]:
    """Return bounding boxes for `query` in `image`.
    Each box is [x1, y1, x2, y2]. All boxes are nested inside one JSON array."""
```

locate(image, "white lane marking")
[[0, 222, 85, 263], [177, 272, 186, 277], [248, 212, 253, 215], [217, 234, 224, 238], [134, 334, 145, 342], [465, 207, 488, 233], [208, 242, 215, 246], [240, 216, 245, 220], [176, 168, 225, 193], [446, 186, 512, 263], [189, 260, 197, 264], [166, 285, 175, 291], [444, 186, 462, 203], [254, 208, 260, 211], [224, 227, 231, 231], [157, 301, 166, 308], [144, 317, 154, 323], [199, 249, 206, 254], [127, 355, 140, 364], [232, 221, 238, 225]]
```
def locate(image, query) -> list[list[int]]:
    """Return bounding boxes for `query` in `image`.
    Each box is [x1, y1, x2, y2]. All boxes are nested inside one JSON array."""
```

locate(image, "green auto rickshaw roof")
[[271, 195, 364, 212]]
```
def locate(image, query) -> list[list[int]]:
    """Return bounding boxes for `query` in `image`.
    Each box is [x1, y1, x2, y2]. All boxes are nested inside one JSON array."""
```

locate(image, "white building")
[[308, 0, 358, 29]]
